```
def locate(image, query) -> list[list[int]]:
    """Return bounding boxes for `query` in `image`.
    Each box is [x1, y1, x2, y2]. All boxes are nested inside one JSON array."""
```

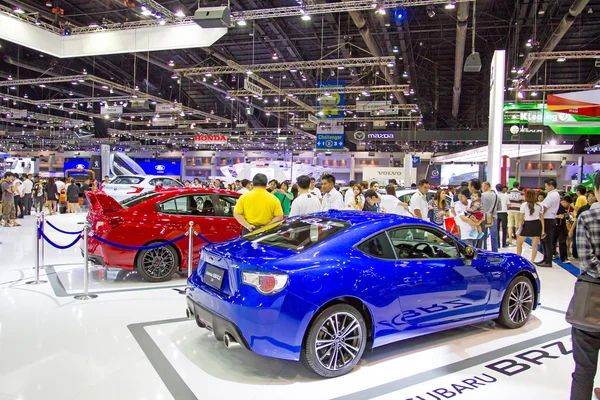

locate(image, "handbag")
[[485, 193, 498, 227], [566, 273, 600, 332]]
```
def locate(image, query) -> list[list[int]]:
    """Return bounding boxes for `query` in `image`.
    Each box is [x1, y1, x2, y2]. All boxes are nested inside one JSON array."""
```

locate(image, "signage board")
[[64, 158, 90, 172], [316, 134, 344, 151], [152, 118, 175, 127], [194, 135, 228, 145], [318, 81, 345, 118], [503, 103, 600, 135], [100, 105, 123, 115], [155, 103, 182, 112], [411, 156, 421, 166], [8, 109, 27, 118], [135, 159, 181, 176], [362, 167, 417, 184], [316, 120, 344, 135], [244, 79, 263, 97], [356, 101, 400, 115]]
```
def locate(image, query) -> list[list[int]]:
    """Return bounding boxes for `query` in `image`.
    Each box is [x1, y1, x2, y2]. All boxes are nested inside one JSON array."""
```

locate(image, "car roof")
[[305, 210, 421, 227], [155, 188, 241, 196]]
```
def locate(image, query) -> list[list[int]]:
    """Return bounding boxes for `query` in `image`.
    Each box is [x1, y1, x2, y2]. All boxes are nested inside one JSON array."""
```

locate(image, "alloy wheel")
[[507, 281, 533, 325], [314, 312, 363, 371], [141, 247, 175, 278]]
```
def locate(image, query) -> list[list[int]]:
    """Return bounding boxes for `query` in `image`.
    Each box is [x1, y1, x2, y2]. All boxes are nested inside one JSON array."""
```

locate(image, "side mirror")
[[464, 246, 476, 259]]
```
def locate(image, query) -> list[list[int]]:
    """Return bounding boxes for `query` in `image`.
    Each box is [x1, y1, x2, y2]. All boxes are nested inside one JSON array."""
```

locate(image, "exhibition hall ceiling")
[[0, 0, 599, 152]]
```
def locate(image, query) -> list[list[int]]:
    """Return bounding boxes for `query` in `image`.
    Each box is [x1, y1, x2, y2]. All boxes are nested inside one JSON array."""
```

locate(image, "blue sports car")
[[186, 211, 540, 378]]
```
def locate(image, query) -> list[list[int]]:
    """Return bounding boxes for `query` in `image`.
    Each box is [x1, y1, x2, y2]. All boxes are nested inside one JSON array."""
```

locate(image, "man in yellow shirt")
[[573, 185, 588, 217], [234, 173, 284, 235]]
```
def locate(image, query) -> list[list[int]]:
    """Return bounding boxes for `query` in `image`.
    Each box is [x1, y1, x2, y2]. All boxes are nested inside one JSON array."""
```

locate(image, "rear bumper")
[[84, 235, 136, 270], [186, 270, 317, 361], [186, 296, 250, 351]]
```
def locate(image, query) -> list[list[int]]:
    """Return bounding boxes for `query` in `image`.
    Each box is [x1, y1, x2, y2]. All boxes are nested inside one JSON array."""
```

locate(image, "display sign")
[[194, 135, 228, 145], [307, 114, 319, 124], [316, 120, 344, 134], [318, 81, 345, 118], [412, 156, 421, 166], [134, 159, 181, 176], [152, 118, 175, 127], [8, 109, 27, 118], [504, 103, 600, 135], [316, 134, 344, 151], [363, 167, 417, 184], [100, 105, 123, 115], [64, 158, 90, 172], [548, 89, 600, 117], [356, 101, 400, 115], [155, 103, 182, 112], [244, 79, 263, 97], [440, 164, 480, 186]]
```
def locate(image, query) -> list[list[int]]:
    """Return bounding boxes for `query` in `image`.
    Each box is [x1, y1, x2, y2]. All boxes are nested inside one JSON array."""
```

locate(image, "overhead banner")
[[318, 81, 345, 118], [363, 167, 417, 185], [155, 103, 182, 113], [356, 101, 400, 115], [7, 109, 27, 118], [504, 103, 600, 135], [100, 105, 123, 115], [316, 134, 344, 151], [194, 135, 227, 145], [548, 89, 600, 118], [243, 78, 263, 97], [348, 131, 402, 143], [316, 120, 344, 134], [152, 118, 175, 127], [135, 159, 181, 176]]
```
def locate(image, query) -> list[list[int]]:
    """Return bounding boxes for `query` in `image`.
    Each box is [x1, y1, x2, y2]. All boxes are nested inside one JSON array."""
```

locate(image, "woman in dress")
[[516, 190, 545, 263], [428, 189, 450, 227], [348, 185, 364, 210], [45, 177, 59, 215]]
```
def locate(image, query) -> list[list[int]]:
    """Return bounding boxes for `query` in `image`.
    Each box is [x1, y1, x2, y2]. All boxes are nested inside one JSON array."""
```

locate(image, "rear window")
[[243, 217, 351, 252], [111, 177, 144, 185], [120, 191, 161, 209]]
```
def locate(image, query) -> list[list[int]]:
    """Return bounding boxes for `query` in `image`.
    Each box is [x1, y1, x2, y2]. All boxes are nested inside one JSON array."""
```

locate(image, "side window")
[[159, 196, 188, 214], [218, 196, 238, 217], [191, 195, 215, 216], [149, 178, 162, 186], [357, 233, 396, 260], [163, 178, 184, 188], [389, 227, 460, 259]]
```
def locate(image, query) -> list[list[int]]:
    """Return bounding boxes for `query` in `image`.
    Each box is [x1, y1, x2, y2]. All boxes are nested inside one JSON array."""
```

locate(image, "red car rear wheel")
[[135, 244, 179, 282]]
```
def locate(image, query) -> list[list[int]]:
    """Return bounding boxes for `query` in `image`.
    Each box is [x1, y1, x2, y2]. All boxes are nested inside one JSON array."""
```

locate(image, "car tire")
[[496, 275, 534, 329], [301, 303, 367, 378], [135, 244, 179, 282]]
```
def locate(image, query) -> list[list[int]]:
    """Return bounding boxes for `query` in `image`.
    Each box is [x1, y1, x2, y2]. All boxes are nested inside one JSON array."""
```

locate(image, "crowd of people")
[[0, 172, 95, 226]]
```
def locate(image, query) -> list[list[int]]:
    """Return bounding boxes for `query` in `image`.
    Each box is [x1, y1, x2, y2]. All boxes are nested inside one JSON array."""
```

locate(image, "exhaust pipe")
[[186, 308, 192, 319], [223, 333, 241, 349]]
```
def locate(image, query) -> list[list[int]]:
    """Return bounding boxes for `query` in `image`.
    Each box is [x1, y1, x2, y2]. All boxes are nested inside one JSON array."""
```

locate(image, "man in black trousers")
[[537, 178, 560, 268]]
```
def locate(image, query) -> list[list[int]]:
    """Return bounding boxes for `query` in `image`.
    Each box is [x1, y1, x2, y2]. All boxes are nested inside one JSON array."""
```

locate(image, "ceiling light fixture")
[[301, 14, 311, 21], [168, 60, 175, 67], [426, 5, 435, 18], [272, 53, 278, 60], [376, 8, 387, 15], [237, 19, 247, 26], [13, 8, 25, 14], [158, 18, 166, 25], [445, 2, 456, 10], [395, 9, 406, 21], [557, 57, 566, 62], [175, 11, 186, 17]]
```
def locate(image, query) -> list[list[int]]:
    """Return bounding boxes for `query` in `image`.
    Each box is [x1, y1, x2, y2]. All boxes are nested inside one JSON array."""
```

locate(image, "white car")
[[101, 175, 184, 202]]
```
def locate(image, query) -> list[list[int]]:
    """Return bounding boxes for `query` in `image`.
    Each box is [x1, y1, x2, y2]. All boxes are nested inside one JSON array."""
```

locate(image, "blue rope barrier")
[[193, 232, 213, 244], [45, 220, 84, 235], [90, 233, 188, 251], [38, 228, 82, 250]]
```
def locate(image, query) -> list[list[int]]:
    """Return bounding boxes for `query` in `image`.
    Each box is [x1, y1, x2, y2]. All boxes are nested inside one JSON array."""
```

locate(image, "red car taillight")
[[127, 186, 143, 195], [95, 216, 123, 231]]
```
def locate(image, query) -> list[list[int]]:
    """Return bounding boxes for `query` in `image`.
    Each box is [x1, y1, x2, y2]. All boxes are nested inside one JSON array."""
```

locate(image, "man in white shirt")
[[344, 180, 356, 207], [454, 188, 477, 246], [289, 175, 321, 217], [22, 174, 33, 216], [309, 178, 322, 199], [55, 178, 65, 194], [320, 173, 345, 211], [538, 178, 561, 267], [380, 185, 412, 215], [409, 179, 430, 221], [238, 179, 252, 194]]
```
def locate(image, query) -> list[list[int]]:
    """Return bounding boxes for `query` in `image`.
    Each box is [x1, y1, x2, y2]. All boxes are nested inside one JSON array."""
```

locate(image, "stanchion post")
[[40, 212, 45, 267], [27, 216, 47, 285], [187, 221, 194, 279], [74, 222, 98, 300]]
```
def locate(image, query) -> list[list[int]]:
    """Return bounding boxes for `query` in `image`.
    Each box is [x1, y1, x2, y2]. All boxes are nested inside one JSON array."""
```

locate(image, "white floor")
[[0, 213, 594, 399]]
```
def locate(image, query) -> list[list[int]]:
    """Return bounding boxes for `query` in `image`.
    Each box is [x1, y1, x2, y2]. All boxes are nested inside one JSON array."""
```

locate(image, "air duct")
[[526, 0, 590, 80], [451, 1, 470, 118], [349, 11, 406, 105]]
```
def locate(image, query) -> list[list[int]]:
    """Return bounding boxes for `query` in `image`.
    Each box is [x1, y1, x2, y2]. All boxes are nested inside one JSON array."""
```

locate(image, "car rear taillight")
[[127, 186, 144, 195], [107, 216, 124, 229], [241, 272, 288, 295]]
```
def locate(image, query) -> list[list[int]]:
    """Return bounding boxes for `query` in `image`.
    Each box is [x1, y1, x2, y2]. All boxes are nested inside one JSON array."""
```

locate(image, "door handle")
[[403, 276, 422, 286]]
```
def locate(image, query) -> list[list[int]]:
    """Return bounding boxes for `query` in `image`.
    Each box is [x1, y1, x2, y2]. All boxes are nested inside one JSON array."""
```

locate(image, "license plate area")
[[204, 264, 226, 290]]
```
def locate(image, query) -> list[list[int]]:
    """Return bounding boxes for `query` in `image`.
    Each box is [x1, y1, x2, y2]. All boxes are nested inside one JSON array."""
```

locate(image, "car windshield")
[[243, 217, 351, 252], [120, 191, 161, 209]]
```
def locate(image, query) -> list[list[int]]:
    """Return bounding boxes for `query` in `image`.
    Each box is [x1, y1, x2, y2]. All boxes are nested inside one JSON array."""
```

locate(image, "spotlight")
[[445, 2, 456, 10], [102, 18, 108, 30], [532, 91, 538, 96], [395, 9, 406, 21], [557, 57, 566, 62], [237, 19, 247, 26], [63, 25, 72, 36], [34, 16, 41, 26], [427, 6, 436, 18], [158, 18, 166, 25], [13, 7, 25, 14], [301, 14, 311, 21], [175, 11, 186, 17], [376, 8, 387, 15], [168, 60, 175, 67]]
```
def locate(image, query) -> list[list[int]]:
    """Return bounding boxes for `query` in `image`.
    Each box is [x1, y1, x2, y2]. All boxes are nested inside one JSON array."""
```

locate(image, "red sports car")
[[84, 188, 242, 282]]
